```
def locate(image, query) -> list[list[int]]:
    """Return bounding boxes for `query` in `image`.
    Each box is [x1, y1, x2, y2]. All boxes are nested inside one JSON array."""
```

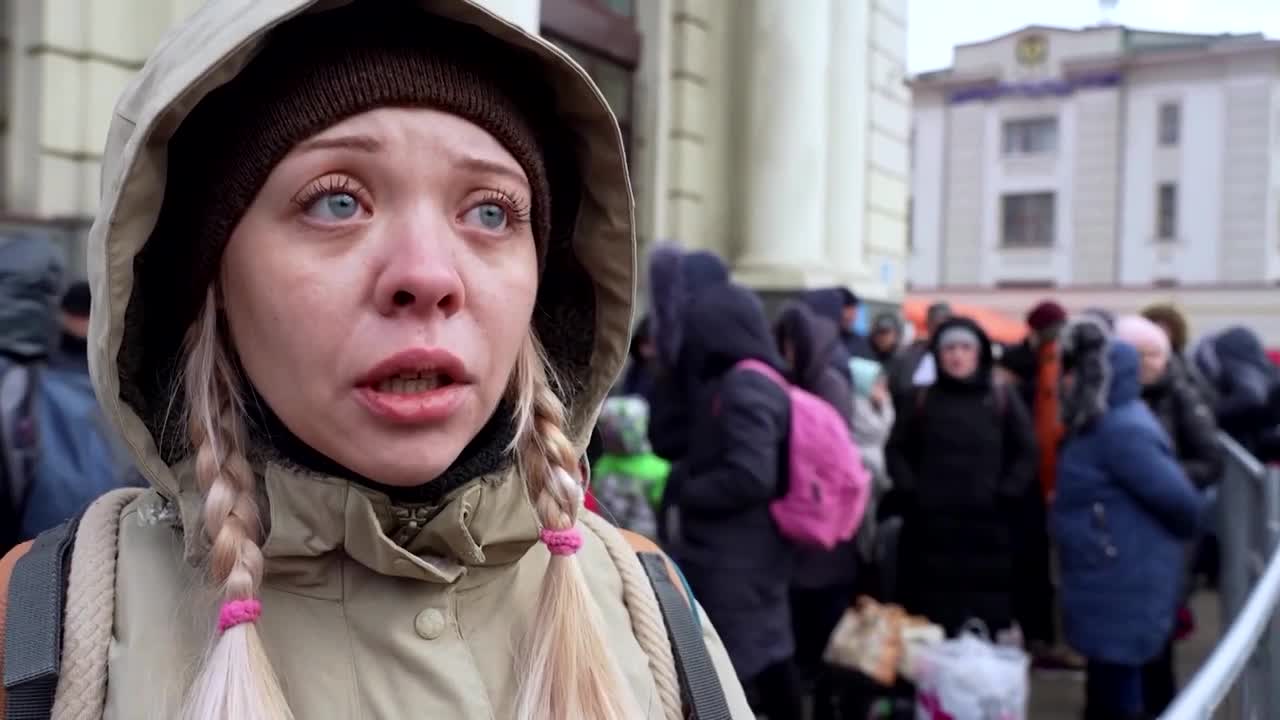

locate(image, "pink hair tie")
[[540, 527, 584, 557], [218, 598, 263, 633]]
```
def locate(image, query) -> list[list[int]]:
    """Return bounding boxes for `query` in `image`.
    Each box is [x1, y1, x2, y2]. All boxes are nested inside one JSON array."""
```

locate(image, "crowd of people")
[[7, 235, 1280, 719], [1, 2, 1279, 717], [590, 244, 1280, 719]]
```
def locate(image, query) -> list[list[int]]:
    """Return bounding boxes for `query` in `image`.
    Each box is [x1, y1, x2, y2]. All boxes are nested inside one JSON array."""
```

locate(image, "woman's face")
[[1138, 345, 1169, 386], [221, 108, 539, 486], [940, 342, 980, 379]]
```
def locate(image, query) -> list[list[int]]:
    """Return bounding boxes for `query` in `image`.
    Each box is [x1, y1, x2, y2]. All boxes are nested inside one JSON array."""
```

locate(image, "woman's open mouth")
[[356, 349, 471, 424], [375, 370, 455, 394]]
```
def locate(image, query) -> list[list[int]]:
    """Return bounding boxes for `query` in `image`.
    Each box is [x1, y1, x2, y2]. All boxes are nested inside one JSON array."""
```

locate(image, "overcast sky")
[[907, 0, 1280, 74]]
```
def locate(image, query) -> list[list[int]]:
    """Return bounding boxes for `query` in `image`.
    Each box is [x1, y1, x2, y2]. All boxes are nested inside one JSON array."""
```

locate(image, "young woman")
[[0, 1, 753, 718]]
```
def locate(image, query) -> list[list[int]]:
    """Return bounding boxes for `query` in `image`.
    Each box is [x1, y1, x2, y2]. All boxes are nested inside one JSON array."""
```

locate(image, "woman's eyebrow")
[[442, 145, 529, 188], [295, 134, 383, 154]]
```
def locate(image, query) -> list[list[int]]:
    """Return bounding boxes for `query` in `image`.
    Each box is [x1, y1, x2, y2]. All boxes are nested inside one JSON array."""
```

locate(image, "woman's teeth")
[[376, 372, 447, 394]]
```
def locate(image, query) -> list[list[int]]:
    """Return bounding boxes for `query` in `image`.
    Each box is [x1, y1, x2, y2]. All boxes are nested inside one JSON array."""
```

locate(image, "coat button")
[[414, 608, 446, 640]]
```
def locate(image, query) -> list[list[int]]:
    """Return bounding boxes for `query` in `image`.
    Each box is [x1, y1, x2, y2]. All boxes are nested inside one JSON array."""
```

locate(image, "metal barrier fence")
[[1162, 434, 1280, 720]]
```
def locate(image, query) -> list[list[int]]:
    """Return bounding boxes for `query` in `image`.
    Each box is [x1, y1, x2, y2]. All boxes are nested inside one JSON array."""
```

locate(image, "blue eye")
[[464, 202, 508, 231], [306, 192, 360, 221]]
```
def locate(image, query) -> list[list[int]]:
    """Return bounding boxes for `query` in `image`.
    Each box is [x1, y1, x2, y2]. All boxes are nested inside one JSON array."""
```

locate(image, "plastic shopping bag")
[[914, 623, 1029, 720], [898, 616, 947, 684], [824, 597, 906, 686]]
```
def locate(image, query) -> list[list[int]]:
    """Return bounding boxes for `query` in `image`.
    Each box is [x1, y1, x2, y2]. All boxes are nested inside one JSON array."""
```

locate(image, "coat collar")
[[169, 460, 540, 586]]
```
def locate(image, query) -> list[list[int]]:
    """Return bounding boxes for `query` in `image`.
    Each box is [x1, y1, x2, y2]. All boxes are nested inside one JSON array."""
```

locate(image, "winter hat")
[[849, 357, 883, 397], [937, 325, 980, 350], [1079, 307, 1116, 332], [925, 302, 953, 333], [682, 250, 730, 289], [871, 312, 901, 335], [141, 1, 563, 367], [1026, 300, 1068, 333], [1141, 303, 1189, 354], [1115, 315, 1170, 358]]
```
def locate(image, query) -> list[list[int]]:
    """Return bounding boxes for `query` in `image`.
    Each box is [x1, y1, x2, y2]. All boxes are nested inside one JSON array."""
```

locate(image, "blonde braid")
[[510, 334, 645, 720], [180, 288, 294, 720]]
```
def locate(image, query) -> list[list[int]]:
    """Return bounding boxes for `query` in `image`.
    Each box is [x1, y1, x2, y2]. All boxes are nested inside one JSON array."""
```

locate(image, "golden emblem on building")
[[1016, 34, 1048, 66]]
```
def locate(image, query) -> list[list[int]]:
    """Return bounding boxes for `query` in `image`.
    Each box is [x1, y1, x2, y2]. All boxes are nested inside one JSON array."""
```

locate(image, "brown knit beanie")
[[135, 0, 562, 389], [1142, 303, 1189, 354]]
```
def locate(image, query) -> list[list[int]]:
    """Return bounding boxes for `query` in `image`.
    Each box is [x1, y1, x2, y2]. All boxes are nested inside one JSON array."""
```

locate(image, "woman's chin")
[[358, 456, 459, 488]]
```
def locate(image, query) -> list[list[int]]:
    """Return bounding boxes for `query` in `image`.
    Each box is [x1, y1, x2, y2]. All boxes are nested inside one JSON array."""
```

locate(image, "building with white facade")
[[2, 0, 911, 302], [909, 25, 1280, 340]]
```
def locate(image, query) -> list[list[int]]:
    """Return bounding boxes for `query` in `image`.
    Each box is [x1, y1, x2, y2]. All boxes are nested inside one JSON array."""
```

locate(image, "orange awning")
[[903, 297, 1028, 345]]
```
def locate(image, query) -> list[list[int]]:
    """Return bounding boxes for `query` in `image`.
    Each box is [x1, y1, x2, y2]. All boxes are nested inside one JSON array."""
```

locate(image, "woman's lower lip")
[[354, 384, 468, 424]]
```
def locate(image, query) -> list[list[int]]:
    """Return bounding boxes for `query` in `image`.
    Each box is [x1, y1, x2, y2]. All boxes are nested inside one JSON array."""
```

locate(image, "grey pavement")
[[1028, 591, 1221, 719]]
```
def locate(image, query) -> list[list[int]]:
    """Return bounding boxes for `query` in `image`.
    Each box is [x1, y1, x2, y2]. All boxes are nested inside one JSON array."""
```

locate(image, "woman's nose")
[[372, 224, 465, 318]]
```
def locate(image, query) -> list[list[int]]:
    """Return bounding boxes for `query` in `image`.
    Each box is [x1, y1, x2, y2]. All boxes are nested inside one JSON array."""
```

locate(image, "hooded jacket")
[[1054, 342, 1206, 665], [667, 283, 795, 681], [0, 2, 752, 717], [885, 316, 1037, 633], [773, 302, 860, 590], [0, 233, 64, 362], [646, 249, 731, 463], [1195, 326, 1280, 458], [1141, 361, 1223, 489], [800, 287, 874, 362]]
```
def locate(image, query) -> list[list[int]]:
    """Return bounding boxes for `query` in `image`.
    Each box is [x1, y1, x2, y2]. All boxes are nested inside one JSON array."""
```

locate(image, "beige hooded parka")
[[2, 0, 753, 717]]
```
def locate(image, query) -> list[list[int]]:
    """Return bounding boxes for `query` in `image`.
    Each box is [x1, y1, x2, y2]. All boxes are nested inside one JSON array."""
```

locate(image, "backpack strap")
[[634, 552, 733, 720], [579, 512, 682, 720], [993, 381, 1008, 416], [50, 488, 141, 717], [581, 510, 734, 720], [0, 541, 35, 717], [3, 517, 77, 720], [0, 488, 141, 720]]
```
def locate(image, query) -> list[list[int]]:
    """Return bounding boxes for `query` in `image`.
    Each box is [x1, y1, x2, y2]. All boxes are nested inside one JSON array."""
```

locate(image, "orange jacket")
[[1034, 341, 1064, 501]]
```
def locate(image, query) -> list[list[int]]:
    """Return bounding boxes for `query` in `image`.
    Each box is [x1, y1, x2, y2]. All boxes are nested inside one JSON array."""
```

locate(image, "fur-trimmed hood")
[[1060, 317, 1143, 433]]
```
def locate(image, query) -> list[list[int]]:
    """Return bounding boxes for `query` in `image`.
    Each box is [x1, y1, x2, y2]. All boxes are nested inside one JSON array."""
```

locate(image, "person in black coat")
[[773, 302, 859, 720], [885, 316, 1038, 634], [645, 246, 731, 465], [1194, 326, 1280, 461], [886, 301, 952, 412], [869, 312, 903, 365], [667, 282, 801, 719]]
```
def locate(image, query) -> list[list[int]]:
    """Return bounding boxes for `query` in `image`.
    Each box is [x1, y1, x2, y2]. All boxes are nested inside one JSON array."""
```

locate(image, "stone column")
[[825, 0, 871, 282], [735, 0, 832, 288]]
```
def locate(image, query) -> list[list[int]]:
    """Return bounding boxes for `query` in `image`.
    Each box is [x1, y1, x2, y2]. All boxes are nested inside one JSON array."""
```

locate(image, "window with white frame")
[[1002, 117, 1058, 155], [1157, 183, 1178, 240], [1001, 192, 1055, 248], [1158, 102, 1180, 147]]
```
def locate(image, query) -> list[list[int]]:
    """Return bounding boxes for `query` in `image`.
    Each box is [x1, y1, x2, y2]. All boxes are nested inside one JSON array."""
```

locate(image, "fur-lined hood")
[[1060, 317, 1143, 433]]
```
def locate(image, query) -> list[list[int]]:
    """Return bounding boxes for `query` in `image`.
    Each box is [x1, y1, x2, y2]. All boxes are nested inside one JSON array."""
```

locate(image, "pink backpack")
[[734, 359, 872, 550]]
